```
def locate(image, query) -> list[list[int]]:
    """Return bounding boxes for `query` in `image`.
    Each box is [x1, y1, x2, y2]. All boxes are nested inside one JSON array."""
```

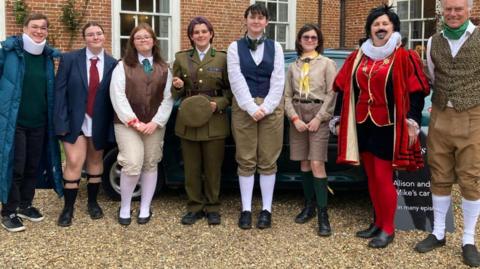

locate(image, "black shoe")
[[118, 208, 132, 226], [238, 211, 252, 229], [463, 244, 480, 267], [181, 211, 205, 225], [17, 206, 44, 222], [356, 223, 381, 239], [137, 210, 152, 225], [87, 202, 104, 220], [1, 214, 25, 232], [317, 207, 332, 237], [206, 212, 221, 225], [257, 210, 272, 229], [57, 207, 74, 227], [368, 230, 395, 248], [414, 234, 446, 253], [295, 202, 316, 224]]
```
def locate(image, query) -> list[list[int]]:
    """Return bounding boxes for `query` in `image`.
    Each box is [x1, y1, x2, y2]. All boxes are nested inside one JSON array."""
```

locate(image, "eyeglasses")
[[29, 25, 48, 32], [85, 32, 104, 38], [134, 36, 152, 41], [301, 35, 318, 41]]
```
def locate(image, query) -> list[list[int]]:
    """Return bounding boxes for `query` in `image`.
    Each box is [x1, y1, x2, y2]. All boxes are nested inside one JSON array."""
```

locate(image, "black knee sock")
[[63, 188, 78, 209], [313, 178, 328, 208], [301, 171, 315, 202], [87, 182, 101, 205]]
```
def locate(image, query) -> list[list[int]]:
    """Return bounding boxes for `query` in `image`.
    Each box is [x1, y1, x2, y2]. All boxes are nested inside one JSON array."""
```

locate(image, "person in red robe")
[[330, 4, 430, 248]]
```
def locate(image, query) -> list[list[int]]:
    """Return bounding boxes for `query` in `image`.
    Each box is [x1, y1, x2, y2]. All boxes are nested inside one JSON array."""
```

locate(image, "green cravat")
[[142, 58, 153, 74], [443, 20, 469, 40]]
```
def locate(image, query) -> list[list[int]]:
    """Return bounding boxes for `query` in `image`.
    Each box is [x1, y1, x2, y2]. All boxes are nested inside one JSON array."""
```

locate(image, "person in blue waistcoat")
[[227, 3, 285, 230], [0, 13, 63, 232]]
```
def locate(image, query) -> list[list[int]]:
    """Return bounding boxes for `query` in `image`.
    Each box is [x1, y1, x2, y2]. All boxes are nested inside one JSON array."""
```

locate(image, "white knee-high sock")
[[432, 194, 452, 240], [260, 174, 276, 212], [462, 198, 480, 246], [120, 172, 141, 218], [139, 170, 158, 218], [239, 175, 255, 212]]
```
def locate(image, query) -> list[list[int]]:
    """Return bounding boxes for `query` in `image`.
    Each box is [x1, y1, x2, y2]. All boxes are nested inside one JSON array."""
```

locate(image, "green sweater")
[[17, 52, 47, 128]]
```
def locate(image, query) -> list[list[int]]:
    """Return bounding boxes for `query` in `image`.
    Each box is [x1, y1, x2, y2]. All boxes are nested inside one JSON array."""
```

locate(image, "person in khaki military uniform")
[[171, 16, 231, 225]]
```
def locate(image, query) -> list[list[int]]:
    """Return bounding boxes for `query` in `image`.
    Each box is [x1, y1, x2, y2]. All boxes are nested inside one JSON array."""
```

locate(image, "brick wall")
[[179, 0, 249, 51], [5, 0, 112, 53], [321, 0, 340, 49]]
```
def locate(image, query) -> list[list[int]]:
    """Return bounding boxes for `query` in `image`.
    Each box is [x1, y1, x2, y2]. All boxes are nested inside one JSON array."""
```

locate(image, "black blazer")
[[54, 48, 117, 150]]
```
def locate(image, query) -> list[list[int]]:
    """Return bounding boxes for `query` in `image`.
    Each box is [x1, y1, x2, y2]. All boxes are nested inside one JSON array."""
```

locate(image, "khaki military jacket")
[[172, 48, 231, 141]]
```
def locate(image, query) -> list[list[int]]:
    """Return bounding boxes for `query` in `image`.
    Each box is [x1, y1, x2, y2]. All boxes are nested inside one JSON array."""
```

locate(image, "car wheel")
[[102, 147, 165, 200]]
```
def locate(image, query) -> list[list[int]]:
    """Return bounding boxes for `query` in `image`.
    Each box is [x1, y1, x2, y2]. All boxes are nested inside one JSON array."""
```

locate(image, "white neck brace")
[[22, 33, 46, 55]]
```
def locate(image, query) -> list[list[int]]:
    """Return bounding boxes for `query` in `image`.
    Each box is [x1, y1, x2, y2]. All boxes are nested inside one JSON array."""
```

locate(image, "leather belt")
[[187, 89, 223, 97], [293, 98, 322, 104]]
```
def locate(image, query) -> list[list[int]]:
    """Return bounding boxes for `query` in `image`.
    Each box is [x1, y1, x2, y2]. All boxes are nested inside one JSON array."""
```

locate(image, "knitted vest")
[[114, 62, 167, 123], [237, 38, 275, 98], [430, 28, 480, 111]]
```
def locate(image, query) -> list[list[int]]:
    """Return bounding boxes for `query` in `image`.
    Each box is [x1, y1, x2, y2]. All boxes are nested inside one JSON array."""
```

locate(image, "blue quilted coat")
[[0, 36, 63, 203]]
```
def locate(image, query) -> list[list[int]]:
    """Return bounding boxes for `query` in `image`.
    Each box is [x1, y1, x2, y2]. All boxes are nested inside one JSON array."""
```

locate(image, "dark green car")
[[99, 49, 371, 200]]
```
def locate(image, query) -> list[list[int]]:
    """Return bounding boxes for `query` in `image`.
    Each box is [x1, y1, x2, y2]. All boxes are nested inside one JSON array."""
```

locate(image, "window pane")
[[412, 21, 423, 39], [397, 1, 408, 19], [424, 0, 436, 18], [400, 21, 409, 42], [156, 0, 170, 13], [139, 15, 152, 26], [121, 38, 129, 57], [121, 14, 136, 36], [278, 3, 288, 22], [265, 24, 275, 39], [122, 0, 136, 11], [267, 2, 277, 21], [159, 16, 169, 38], [160, 39, 169, 60], [276, 24, 286, 42], [425, 19, 436, 38], [140, 0, 154, 12], [410, 0, 422, 19]]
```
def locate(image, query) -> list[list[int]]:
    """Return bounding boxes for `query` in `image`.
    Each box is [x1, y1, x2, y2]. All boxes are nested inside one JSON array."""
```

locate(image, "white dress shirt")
[[227, 39, 285, 116], [81, 48, 105, 137], [110, 57, 174, 128], [196, 44, 210, 61]]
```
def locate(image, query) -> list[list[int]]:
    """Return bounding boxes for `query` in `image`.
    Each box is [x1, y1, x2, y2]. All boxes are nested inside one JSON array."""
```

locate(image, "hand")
[[307, 117, 321, 132], [133, 121, 146, 132], [293, 119, 308, 132], [335, 125, 339, 135], [407, 121, 418, 148], [210, 101, 217, 112], [251, 108, 266, 122], [141, 122, 159, 135], [172, 77, 184, 89]]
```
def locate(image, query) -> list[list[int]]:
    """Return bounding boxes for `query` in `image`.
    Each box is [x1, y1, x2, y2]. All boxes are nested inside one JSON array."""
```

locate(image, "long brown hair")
[[123, 23, 166, 67]]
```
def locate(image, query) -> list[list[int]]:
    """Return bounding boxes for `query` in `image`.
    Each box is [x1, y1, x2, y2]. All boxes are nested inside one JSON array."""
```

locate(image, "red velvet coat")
[[333, 47, 430, 171]]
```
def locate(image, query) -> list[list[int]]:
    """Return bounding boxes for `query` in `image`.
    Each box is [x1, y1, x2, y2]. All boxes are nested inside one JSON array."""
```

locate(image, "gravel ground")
[[0, 184, 477, 268]]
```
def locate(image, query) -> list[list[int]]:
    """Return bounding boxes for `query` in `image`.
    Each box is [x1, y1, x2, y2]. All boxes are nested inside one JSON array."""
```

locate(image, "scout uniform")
[[172, 47, 231, 216]]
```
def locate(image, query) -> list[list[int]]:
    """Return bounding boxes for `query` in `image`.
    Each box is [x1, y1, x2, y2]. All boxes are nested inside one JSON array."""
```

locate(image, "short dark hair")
[[364, 4, 400, 40], [295, 23, 324, 56], [82, 22, 105, 39], [244, 3, 269, 20], [23, 13, 49, 28], [187, 16, 215, 48]]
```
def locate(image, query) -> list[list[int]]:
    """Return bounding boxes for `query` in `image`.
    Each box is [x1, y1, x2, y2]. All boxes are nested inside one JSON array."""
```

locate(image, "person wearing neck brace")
[[330, 4, 429, 248], [53, 22, 118, 227], [415, 0, 480, 267], [227, 3, 285, 230], [284, 24, 337, 237], [171, 16, 231, 226], [0, 13, 63, 232]]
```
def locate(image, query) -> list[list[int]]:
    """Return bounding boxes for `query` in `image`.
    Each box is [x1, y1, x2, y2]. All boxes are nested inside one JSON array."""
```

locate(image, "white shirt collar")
[[138, 54, 153, 65], [86, 47, 104, 62], [441, 20, 476, 40], [196, 44, 211, 56]]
